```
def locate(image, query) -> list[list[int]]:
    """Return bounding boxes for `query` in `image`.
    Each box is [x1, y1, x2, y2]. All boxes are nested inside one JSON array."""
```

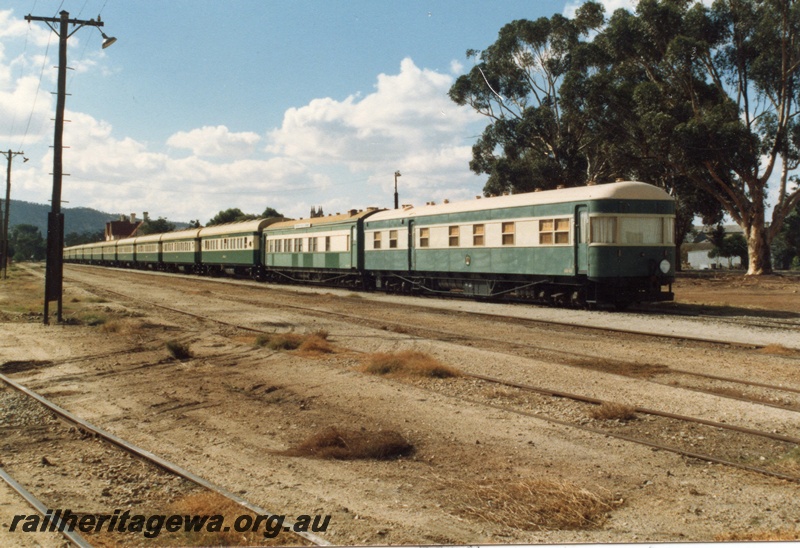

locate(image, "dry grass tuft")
[[361, 350, 460, 378], [255, 330, 331, 353], [569, 358, 668, 378], [715, 529, 800, 541], [590, 402, 637, 421], [91, 490, 298, 546], [76, 312, 108, 327], [100, 318, 147, 334], [297, 333, 333, 354], [448, 477, 618, 531], [166, 339, 193, 360], [282, 426, 413, 460], [773, 447, 800, 476], [758, 344, 800, 356]]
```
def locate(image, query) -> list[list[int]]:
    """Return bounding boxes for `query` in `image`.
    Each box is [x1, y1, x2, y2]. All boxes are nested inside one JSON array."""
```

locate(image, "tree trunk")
[[745, 223, 773, 275]]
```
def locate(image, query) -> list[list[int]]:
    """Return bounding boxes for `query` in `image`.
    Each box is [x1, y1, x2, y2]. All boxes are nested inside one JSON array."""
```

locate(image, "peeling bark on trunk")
[[745, 223, 772, 275]]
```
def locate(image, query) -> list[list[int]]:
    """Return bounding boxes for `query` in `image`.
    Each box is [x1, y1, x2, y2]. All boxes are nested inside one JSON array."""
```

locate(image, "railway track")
[[62, 266, 800, 486], [432, 373, 800, 484], [65, 263, 800, 344], [67, 266, 800, 414], [0, 373, 328, 547]]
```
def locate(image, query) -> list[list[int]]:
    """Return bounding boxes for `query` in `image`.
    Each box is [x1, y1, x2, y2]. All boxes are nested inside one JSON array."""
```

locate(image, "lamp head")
[[101, 32, 117, 49]]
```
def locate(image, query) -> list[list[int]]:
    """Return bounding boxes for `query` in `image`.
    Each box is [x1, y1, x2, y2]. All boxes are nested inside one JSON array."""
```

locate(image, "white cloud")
[[167, 125, 261, 158], [5, 44, 486, 224], [267, 57, 483, 200]]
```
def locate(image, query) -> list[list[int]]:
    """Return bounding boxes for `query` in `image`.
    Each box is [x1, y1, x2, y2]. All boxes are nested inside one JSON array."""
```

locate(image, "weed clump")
[[298, 333, 333, 354], [166, 340, 193, 360], [255, 331, 332, 353], [590, 402, 637, 421], [283, 426, 413, 460], [76, 313, 107, 327], [450, 477, 618, 531], [758, 344, 799, 357], [361, 350, 459, 378]]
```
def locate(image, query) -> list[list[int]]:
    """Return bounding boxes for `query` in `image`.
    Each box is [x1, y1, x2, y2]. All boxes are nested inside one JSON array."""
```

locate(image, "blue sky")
[[1, 0, 632, 225]]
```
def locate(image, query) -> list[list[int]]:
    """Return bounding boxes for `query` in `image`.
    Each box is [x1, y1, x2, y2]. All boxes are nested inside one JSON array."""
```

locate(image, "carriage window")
[[591, 217, 617, 244], [663, 217, 675, 244], [473, 224, 485, 246], [419, 227, 430, 248], [389, 230, 398, 249], [620, 217, 663, 244], [580, 212, 589, 244], [373, 232, 382, 249], [539, 218, 570, 245], [325, 236, 331, 252], [502, 222, 515, 246], [449, 226, 460, 247]]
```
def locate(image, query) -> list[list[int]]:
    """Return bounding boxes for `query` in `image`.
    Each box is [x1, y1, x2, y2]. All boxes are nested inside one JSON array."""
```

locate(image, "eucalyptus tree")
[[448, 2, 605, 195], [560, 3, 726, 252], [596, 0, 800, 275]]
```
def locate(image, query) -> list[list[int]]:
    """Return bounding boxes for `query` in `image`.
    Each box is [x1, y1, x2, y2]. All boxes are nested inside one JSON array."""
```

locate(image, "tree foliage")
[[448, 2, 605, 195], [137, 217, 176, 235], [206, 208, 258, 227], [10, 224, 45, 261], [206, 207, 284, 226], [771, 201, 800, 269], [587, 0, 800, 274], [262, 206, 283, 219], [452, 0, 800, 275], [64, 230, 104, 247]]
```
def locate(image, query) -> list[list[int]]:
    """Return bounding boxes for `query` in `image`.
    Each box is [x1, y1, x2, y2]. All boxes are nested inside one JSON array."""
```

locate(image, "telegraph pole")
[[25, 11, 114, 324], [1, 150, 25, 279]]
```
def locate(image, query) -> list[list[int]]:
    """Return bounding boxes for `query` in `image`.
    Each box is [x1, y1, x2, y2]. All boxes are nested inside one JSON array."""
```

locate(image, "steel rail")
[[466, 372, 800, 445], [65, 263, 800, 350], [0, 373, 329, 546], [67, 269, 800, 420], [46, 266, 800, 487], [0, 467, 93, 548], [467, 398, 800, 485]]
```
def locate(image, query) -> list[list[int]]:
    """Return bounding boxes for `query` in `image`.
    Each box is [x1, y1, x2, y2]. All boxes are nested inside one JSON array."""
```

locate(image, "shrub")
[[255, 330, 332, 353], [361, 350, 459, 378], [590, 402, 637, 421], [283, 426, 413, 460], [449, 477, 617, 530], [166, 340, 192, 360]]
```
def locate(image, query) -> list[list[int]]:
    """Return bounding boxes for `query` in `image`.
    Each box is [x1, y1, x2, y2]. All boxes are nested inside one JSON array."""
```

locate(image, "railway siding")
[[2, 263, 800, 543]]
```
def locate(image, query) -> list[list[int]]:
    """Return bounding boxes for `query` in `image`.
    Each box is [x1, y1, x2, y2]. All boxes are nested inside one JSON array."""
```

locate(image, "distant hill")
[[4, 200, 189, 236], [5, 200, 118, 236]]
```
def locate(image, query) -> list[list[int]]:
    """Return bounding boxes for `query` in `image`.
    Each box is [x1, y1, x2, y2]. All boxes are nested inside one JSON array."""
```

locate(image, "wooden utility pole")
[[25, 11, 113, 324], [1, 150, 25, 279]]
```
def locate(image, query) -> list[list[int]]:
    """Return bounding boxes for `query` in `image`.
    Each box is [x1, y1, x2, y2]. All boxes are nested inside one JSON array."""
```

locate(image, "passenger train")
[[64, 181, 676, 307]]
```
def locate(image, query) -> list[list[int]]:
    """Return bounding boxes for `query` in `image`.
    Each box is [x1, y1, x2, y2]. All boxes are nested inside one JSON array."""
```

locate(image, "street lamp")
[[25, 10, 115, 324], [101, 32, 117, 49], [394, 170, 401, 210]]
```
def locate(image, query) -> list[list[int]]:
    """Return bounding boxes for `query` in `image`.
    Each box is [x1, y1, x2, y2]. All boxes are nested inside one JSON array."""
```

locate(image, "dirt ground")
[[1, 264, 799, 546], [673, 270, 800, 313]]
